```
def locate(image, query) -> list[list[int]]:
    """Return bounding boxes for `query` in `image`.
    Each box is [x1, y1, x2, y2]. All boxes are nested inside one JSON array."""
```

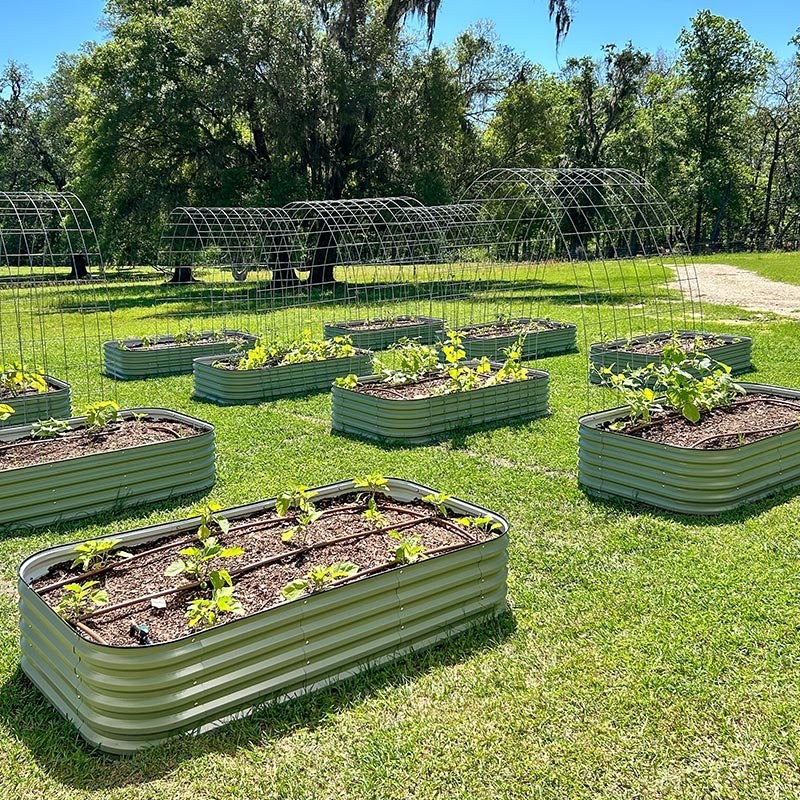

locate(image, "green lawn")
[[2, 254, 800, 799], [694, 251, 800, 286]]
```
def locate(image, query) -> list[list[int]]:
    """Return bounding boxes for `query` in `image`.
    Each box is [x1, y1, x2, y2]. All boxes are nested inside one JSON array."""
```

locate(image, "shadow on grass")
[[0, 611, 516, 787]]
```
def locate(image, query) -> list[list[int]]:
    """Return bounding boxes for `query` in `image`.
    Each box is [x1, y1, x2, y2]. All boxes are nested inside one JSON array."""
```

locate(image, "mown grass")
[[695, 251, 800, 286], [1, 253, 800, 799]]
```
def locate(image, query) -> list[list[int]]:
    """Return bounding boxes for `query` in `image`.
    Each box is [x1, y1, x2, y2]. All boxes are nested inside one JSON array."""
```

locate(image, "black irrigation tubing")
[[74, 514, 442, 622], [693, 422, 800, 448], [40, 501, 376, 594]]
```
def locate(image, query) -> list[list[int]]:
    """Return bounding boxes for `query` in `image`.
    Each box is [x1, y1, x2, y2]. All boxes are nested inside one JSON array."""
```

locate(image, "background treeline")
[[1, 0, 798, 265]]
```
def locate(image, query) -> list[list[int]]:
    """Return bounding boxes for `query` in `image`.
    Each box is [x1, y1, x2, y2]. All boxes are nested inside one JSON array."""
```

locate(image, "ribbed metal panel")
[[323, 317, 444, 350], [18, 478, 508, 754], [458, 319, 577, 361], [0, 408, 216, 530], [103, 330, 258, 379], [0, 376, 71, 428], [578, 382, 800, 514], [589, 330, 753, 384], [331, 368, 550, 443], [192, 352, 373, 404]]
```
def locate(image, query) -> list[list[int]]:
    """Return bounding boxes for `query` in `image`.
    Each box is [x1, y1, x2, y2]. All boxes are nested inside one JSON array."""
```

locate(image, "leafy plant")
[[275, 485, 318, 517], [84, 401, 120, 430], [375, 339, 440, 386], [280, 562, 360, 601], [334, 373, 359, 390], [388, 530, 426, 564], [174, 328, 205, 344], [0, 404, 13, 421], [281, 507, 323, 544], [228, 332, 356, 371], [422, 492, 452, 517], [31, 417, 70, 439], [55, 581, 109, 620], [196, 500, 230, 539], [71, 538, 131, 572], [353, 473, 388, 498], [0, 362, 47, 396], [186, 572, 245, 628], [455, 515, 503, 533]]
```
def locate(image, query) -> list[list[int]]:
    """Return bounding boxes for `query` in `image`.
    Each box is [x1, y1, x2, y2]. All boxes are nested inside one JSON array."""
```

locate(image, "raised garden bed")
[[323, 316, 444, 350], [0, 408, 216, 530], [453, 318, 577, 360], [103, 330, 258, 379], [0, 375, 71, 427], [332, 363, 549, 444], [589, 330, 752, 384], [18, 477, 508, 753], [193, 351, 373, 404], [578, 382, 800, 514]]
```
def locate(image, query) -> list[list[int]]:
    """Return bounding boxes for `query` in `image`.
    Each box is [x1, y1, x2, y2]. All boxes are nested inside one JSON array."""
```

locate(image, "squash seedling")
[[31, 417, 70, 439], [334, 373, 359, 390], [84, 400, 120, 431], [55, 581, 109, 620], [72, 538, 132, 572], [354, 473, 389, 525], [281, 507, 323, 544], [280, 562, 360, 601], [454, 515, 503, 533]]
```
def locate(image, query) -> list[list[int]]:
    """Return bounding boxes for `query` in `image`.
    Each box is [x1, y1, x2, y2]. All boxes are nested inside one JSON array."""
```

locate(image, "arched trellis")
[[0, 191, 114, 414]]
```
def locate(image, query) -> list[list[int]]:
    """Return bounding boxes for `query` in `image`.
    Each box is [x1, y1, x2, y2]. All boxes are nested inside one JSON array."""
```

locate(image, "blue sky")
[[0, 0, 798, 81]]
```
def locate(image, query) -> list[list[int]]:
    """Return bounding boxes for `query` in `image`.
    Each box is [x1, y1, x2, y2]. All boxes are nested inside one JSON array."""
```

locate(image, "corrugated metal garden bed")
[[18, 477, 508, 753], [103, 330, 258, 379], [323, 316, 444, 350], [578, 382, 800, 514], [0, 408, 216, 530], [454, 318, 577, 360], [0, 375, 71, 427]]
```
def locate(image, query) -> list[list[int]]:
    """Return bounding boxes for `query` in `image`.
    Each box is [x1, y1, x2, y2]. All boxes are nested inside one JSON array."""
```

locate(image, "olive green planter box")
[[589, 330, 752, 384], [0, 408, 216, 531], [455, 318, 577, 361], [193, 351, 373, 404], [17, 477, 508, 754], [323, 316, 444, 350], [1, 376, 71, 428], [103, 330, 258, 379], [578, 383, 800, 515], [332, 365, 550, 444]]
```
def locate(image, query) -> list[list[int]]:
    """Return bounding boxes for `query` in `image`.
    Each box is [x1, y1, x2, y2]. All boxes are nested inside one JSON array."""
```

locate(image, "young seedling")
[[71, 538, 132, 572], [275, 485, 318, 517], [375, 339, 440, 386], [0, 404, 13, 421], [334, 373, 359, 390], [196, 500, 230, 540], [354, 473, 389, 524], [0, 362, 47, 396], [185, 571, 245, 629], [84, 400, 120, 431], [388, 530, 426, 565], [280, 562, 360, 601], [31, 417, 71, 439], [281, 507, 323, 544], [422, 492, 452, 517], [454, 515, 503, 533], [55, 581, 109, 620]]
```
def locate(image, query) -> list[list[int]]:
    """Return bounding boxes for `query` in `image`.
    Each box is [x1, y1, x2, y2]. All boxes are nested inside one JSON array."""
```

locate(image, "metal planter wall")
[[1, 376, 71, 428], [457, 319, 577, 361], [578, 383, 800, 514], [18, 478, 508, 754], [103, 331, 258, 379], [193, 352, 373, 404], [332, 368, 550, 444], [589, 331, 753, 384], [0, 408, 216, 531], [323, 317, 445, 350]]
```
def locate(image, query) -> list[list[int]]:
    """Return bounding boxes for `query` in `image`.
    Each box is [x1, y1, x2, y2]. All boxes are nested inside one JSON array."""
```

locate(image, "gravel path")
[[671, 262, 800, 318]]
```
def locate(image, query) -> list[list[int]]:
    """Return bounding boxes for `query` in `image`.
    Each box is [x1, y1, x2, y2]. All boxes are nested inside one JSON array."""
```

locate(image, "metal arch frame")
[[0, 190, 104, 280]]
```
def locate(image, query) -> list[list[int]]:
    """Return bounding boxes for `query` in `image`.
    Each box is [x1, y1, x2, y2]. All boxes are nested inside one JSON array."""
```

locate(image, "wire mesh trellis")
[[0, 191, 114, 420]]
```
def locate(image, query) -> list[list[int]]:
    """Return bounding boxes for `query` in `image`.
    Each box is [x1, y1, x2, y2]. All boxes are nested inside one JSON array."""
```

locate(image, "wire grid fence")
[[0, 191, 114, 419]]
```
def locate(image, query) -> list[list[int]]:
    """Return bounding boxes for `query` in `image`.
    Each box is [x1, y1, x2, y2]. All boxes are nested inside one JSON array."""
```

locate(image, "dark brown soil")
[[609, 394, 800, 449], [0, 383, 55, 401], [0, 418, 200, 471], [352, 367, 533, 399], [606, 333, 730, 356], [32, 493, 497, 647], [458, 319, 564, 340], [338, 316, 435, 331], [214, 350, 366, 371], [124, 334, 246, 351]]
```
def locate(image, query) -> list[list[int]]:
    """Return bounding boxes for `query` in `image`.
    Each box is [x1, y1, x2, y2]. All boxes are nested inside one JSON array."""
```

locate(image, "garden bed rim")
[[589, 329, 750, 354], [18, 477, 509, 652], [104, 329, 258, 351], [195, 349, 372, 370]]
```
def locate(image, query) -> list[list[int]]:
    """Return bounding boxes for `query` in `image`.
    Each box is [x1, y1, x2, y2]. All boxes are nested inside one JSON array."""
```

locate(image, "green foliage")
[[186, 573, 245, 629], [454, 515, 503, 533], [195, 500, 230, 540], [375, 339, 440, 386], [388, 530, 426, 565], [31, 417, 70, 439], [55, 581, 108, 620], [353, 473, 389, 497], [0, 362, 47, 396], [229, 333, 355, 371], [422, 492, 452, 517], [280, 562, 360, 602], [275, 485, 318, 517], [281, 508, 323, 545], [71, 539, 131, 573], [334, 374, 359, 390], [83, 401, 120, 430], [0, 404, 13, 421]]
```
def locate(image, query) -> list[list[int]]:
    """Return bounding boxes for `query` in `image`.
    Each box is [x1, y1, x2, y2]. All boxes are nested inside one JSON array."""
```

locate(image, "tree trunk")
[[760, 128, 781, 249], [307, 227, 337, 287], [69, 253, 90, 279], [166, 267, 199, 284]]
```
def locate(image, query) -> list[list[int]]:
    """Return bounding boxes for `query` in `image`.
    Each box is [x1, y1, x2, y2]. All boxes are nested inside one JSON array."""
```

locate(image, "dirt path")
[[671, 262, 800, 319]]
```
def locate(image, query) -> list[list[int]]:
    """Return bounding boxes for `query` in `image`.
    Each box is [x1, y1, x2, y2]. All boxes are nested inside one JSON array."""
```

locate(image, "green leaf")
[[281, 579, 309, 601], [164, 560, 186, 577]]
